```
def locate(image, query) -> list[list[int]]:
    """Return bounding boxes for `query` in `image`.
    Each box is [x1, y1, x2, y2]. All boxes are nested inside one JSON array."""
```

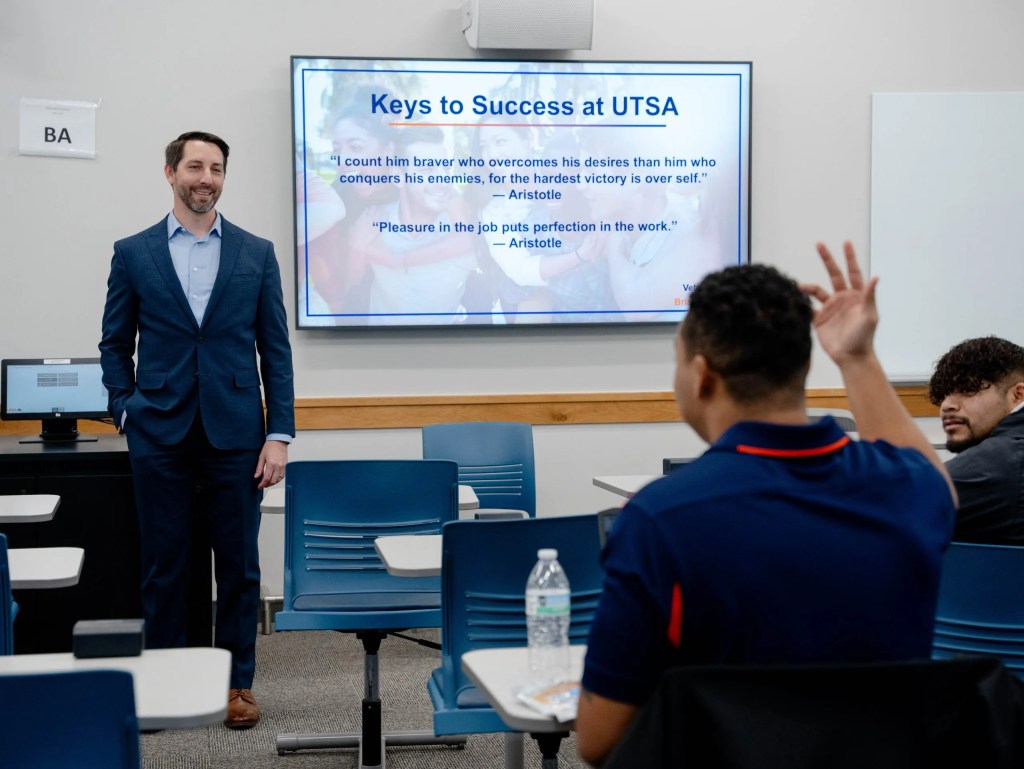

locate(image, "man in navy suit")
[[99, 131, 294, 728]]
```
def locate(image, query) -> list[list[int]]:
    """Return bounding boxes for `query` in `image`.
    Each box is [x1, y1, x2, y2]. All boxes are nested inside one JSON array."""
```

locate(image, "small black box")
[[72, 618, 145, 658]]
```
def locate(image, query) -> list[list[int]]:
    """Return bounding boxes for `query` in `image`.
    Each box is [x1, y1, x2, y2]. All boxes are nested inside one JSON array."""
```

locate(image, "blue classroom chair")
[[274, 459, 464, 766], [933, 541, 1024, 677], [805, 407, 858, 433], [422, 421, 537, 518], [0, 669, 139, 768], [429, 514, 604, 767]]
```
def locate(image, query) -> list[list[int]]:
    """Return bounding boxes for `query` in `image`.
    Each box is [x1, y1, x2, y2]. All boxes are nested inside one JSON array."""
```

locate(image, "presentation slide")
[[292, 57, 751, 328]]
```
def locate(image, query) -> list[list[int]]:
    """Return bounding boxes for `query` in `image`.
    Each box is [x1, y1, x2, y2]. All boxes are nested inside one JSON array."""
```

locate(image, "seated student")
[[928, 336, 1024, 544], [576, 243, 957, 767]]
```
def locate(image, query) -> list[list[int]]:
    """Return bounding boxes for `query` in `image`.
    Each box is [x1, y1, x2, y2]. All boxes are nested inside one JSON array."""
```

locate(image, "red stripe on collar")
[[736, 435, 851, 458]]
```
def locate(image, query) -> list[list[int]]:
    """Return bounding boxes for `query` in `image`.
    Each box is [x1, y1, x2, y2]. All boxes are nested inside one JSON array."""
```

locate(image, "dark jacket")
[[949, 408, 1024, 545], [99, 216, 294, 450]]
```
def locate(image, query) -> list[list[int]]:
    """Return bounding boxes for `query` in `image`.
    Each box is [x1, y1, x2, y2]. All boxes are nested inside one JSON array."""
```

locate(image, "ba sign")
[[19, 98, 97, 159]]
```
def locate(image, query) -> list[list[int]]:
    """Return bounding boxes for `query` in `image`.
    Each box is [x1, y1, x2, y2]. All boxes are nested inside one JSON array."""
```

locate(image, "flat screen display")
[[0, 358, 108, 421], [292, 57, 751, 328]]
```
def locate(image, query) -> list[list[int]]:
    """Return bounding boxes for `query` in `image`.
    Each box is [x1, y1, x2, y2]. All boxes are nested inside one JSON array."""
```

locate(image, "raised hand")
[[800, 241, 879, 366], [800, 240, 955, 499]]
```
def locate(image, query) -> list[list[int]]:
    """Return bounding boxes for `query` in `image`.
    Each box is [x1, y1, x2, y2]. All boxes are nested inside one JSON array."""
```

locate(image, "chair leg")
[[275, 630, 466, 767], [361, 631, 384, 767], [504, 732, 525, 769], [531, 732, 566, 769], [261, 594, 282, 635]]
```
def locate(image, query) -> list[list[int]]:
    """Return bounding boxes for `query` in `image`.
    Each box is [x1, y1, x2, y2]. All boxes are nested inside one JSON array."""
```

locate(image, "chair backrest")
[[806, 407, 858, 433], [422, 422, 537, 517], [436, 514, 603, 707], [0, 533, 12, 655], [0, 669, 140, 768], [604, 657, 1024, 769], [279, 459, 459, 626], [933, 541, 1024, 676]]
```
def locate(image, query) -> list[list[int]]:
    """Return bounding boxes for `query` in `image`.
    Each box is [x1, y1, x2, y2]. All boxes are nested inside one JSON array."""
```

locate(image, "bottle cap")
[[538, 548, 558, 560]]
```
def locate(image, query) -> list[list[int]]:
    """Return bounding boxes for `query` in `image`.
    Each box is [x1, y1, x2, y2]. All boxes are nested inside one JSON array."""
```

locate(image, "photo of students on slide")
[[346, 126, 479, 325], [322, 103, 400, 316], [295, 160, 346, 324], [471, 116, 611, 323], [575, 128, 726, 322]]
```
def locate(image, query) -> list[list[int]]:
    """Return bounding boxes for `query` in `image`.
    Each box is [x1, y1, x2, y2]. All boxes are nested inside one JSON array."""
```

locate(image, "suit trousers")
[[126, 412, 262, 688]]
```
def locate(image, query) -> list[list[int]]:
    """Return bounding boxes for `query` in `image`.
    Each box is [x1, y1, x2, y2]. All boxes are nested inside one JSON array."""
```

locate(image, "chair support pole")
[[360, 630, 383, 700], [276, 630, 467, 764], [532, 732, 567, 769], [504, 732, 525, 769], [363, 698, 383, 766]]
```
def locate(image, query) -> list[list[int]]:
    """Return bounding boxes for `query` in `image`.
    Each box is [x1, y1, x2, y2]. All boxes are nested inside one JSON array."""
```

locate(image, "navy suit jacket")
[[99, 216, 295, 450]]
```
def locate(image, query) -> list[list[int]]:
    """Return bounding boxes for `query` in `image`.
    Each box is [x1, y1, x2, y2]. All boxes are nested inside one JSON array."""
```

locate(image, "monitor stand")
[[19, 418, 99, 444]]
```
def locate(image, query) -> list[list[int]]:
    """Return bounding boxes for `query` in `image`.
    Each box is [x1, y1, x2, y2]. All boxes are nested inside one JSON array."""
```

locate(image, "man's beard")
[[178, 184, 218, 214], [946, 435, 983, 454], [188, 196, 215, 214]]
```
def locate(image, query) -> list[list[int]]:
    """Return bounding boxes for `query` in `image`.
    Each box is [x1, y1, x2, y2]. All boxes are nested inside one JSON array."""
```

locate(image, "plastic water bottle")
[[525, 548, 571, 684]]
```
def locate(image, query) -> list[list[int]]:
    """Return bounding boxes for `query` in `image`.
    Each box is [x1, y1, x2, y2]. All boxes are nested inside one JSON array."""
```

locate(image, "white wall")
[[4, 0, 1023, 392], [1, 0, 1009, 590]]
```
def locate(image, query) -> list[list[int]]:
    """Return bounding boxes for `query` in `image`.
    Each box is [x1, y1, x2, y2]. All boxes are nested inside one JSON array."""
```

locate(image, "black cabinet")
[[0, 436, 211, 653]]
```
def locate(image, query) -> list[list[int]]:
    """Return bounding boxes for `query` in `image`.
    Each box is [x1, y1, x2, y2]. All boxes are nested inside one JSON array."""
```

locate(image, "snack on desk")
[[515, 679, 580, 723]]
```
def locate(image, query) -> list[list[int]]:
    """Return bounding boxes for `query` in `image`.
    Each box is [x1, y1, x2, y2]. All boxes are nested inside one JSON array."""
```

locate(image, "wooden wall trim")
[[0, 387, 936, 435]]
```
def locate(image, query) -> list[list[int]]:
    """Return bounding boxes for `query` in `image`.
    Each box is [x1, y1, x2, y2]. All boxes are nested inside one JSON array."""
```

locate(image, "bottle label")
[[526, 592, 570, 617]]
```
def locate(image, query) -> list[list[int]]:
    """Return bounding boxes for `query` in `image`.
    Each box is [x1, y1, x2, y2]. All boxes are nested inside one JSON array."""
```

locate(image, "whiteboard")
[[870, 92, 1024, 382]]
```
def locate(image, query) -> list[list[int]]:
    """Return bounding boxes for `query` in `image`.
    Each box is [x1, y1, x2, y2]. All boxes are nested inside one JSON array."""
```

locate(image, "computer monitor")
[[0, 358, 109, 443]]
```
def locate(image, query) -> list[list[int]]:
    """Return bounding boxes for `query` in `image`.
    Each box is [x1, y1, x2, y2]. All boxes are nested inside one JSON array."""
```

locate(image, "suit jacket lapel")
[[146, 222, 199, 330], [204, 217, 240, 329]]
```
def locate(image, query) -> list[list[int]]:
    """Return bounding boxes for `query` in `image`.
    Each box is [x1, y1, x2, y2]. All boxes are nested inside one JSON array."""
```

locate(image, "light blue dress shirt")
[[167, 212, 221, 325]]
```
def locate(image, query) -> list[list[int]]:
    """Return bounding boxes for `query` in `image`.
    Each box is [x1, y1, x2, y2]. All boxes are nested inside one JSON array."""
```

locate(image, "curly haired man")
[[930, 336, 1024, 544]]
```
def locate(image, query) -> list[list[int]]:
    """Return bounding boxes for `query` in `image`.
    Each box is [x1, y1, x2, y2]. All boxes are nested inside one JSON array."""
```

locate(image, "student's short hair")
[[928, 336, 1024, 404], [681, 264, 813, 403], [165, 131, 229, 172]]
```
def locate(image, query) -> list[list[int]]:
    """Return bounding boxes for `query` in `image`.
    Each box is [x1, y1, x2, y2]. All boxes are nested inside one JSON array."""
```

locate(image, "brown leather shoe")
[[224, 688, 260, 729]]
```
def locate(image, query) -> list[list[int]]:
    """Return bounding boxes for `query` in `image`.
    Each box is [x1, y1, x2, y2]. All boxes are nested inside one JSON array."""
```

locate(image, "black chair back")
[[606, 657, 1024, 769]]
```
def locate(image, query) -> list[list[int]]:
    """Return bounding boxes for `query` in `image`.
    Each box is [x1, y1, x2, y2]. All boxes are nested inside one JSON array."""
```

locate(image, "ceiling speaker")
[[461, 0, 595, 50]]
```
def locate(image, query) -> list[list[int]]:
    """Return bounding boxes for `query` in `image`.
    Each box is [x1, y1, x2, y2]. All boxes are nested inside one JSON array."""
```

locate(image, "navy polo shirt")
[[582, 417, 955, 706]]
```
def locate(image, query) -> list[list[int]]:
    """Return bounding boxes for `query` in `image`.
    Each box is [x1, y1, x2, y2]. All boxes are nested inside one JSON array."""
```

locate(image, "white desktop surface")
[[8, 546, 84, 589], [0, 647, 231, 730], [461, 646, 587, 732], [0, 494, 60, 523], [459, 485, 480, 511], [592, 475, 658, 498], [259, 486, 284, 514], [260, 484, 480, 513], [375, 534, 442, 578]]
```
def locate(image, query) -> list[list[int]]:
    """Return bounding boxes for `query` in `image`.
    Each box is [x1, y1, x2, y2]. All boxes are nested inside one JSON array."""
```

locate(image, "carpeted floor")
[[141, 628, 584, 768]]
